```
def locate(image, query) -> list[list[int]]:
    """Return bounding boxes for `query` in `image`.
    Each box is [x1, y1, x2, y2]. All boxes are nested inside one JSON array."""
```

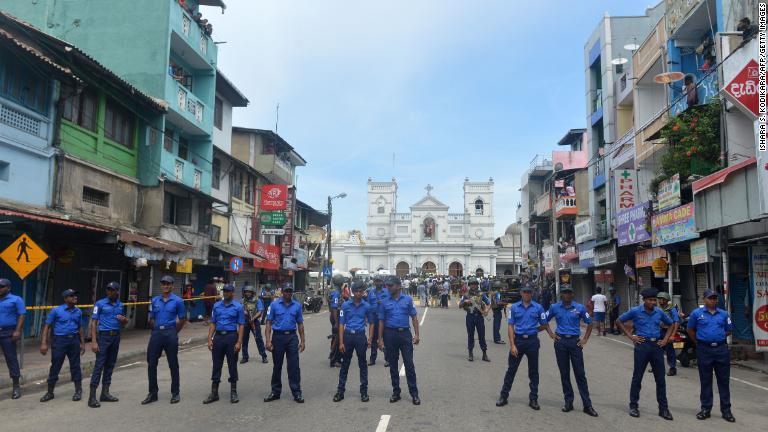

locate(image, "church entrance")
[[421, 261, 436, 275], [449, 262, 463, 277], [396, 261, 410, 277]]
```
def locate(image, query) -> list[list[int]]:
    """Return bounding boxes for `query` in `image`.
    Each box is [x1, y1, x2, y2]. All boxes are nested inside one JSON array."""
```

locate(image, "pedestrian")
[[616, 288, 674, 420], [608, 286, 621, 335], [366, 274, 389, 366], [0, 278, 25, 399], [657, 292, 680, 376], [39, 289, 85, 403], [141, 275, 186, 405], [264, 284, 306, 403], [182, 282, 195, 321], [496, 285, 546, 410], [328, 277, 342, 367], [241, 285, 268, 364], [203, 284, 245, 404], [543, 286, 598, 417], [441, 279, 450, 308], [540, 284, 553, 312], [491, 280, 506, 345], [334, 281, 373, 402], [203, 278, 217, 324], [87, 282, 128, 408], [590, 287, 608, 336], [459, 278, 490, 362], [377, 276, 421, 405], [416, 280, 427, 308], [686, 290, 735, 422]]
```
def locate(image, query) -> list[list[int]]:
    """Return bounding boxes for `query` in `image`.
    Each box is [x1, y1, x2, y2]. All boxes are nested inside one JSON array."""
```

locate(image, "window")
[[104, 99, 135, 147], [0, 161, 9, 181], [232, 171, 243, 200], [212, 158, 221, 190], [244, 174, 253, 204], [377, 206, 384, 214], [210, 224, 221, 242], [0, 50, 48, 113], [61, 86, 97, 131], [163, 192, 192, 226], [163, 129, 174, 152], [474, 199, 484, 215], [82, 187, 109, 207], [198, 203, 211, 234], [178, 137, 189, 160], [213, 97, 223, 130]]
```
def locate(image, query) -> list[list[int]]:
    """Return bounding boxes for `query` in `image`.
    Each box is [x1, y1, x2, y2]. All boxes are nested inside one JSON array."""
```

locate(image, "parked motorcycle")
[[302, 293, 323, 313], [671, 317, 696, 367]]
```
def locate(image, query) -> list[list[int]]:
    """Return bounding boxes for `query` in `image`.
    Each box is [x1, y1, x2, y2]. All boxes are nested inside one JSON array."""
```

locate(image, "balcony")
[[596, 219, 611, 241], [165, 77, 212, 136], [169, 1, 217, 70], [555, 196, 577, 218], [448, 213, 465, 222], [534, 192, 551, 216], [392, 213, 411, 221], [254, 153, 294, 184], [523, 154, 553, 183], [593, 158, 606, 189]]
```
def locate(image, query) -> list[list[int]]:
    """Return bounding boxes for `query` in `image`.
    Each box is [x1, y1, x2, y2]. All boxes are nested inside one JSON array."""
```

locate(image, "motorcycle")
[[302, 293, 323, 313], [671, 317, 696, 367]]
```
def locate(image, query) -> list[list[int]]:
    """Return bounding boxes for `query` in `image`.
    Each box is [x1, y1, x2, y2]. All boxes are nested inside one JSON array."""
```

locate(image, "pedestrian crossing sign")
[[0, 233, 48, 279]]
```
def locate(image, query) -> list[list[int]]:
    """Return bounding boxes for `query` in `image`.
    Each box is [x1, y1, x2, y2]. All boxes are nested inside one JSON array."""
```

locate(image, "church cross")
[[425, 184, 433, 196]]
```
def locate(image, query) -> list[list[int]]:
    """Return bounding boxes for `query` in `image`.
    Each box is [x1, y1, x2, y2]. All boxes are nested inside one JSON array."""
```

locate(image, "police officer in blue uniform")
[[616, 288, 675, 420], [260, 283, 275, 325], [0, 278, 25, 399], [686, 289, 735, 422], [334, 281, 373, 402], [142, 275, 186, 405], [543, 286, 598, 416], [378, 276, 421, 405], [657, 292, 680, 376], [40, 289, 85, 403], [496, 285, 546, 410], [264, 284, 306, 403], [241, 285, 268, 364], [491, 280, 506, 344], [87, 282, 128, 408], [367, 274, 389, 366], [204, 284, 245, 404], [328, 276, 343, 367], [459, 278, 490, 362]]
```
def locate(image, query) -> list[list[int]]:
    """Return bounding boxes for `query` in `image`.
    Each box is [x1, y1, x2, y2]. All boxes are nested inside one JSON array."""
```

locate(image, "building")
[[494, 223, 522, 276], [333, 178, 498, 277]]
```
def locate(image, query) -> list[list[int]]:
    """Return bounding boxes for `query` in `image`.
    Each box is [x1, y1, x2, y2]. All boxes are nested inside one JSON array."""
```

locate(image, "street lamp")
[[325, 193, 347, 286]]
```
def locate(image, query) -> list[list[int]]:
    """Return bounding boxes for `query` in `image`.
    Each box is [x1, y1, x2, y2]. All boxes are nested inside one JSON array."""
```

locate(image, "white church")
[[331, 178, 498, 277]]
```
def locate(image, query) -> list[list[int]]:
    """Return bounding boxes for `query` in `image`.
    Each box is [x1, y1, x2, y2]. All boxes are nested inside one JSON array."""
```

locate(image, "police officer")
[[491, 280, 506, 344], [260, 283, 275, 324], [328, 275, 343, 367], [657, 291, 680, 376], [40, 289, 85, 403], [241, 285, 268, 364], [496, 285, 546, 410], [334, 281, 373, 402], [459, 278, 490, 362], [142, 275, 186, 405], [616, 288, 674, 420], [264, 284, 306, 403], [367, 274, 389, 366], [87, 282, 128, 408], [543, 286, 598, 416], [686, 290, 735, 422], [0, 278, 25, 399], [378, 276, 421, 405], [204, 284, 245, 404]]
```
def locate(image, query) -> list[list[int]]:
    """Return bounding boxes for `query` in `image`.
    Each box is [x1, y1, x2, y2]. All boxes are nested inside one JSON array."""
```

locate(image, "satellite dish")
[[654, 72, 685, 84], [624, 43, 640, 51], [611, 57, 628, 65]]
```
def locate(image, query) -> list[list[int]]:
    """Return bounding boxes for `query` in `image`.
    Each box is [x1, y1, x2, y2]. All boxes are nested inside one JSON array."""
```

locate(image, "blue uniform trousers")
[[211, 332, 238, 383], [337, 331, 368, 394], [369, 320, 380, 362], [492, 309, 503, 342], [330, 312, 341, 364], [696, 343, 731, 412], [90, 333, 120, 387], [0, 329, 20, 379], [383, 328, 418, 396], [663, 340, 676, 369], [47, 335, 82, 384], [629, 341, 667, 410], [242, 319, 266, 360], [270, 331, 301, 396], [499, 335, 539, 401], [554, 336, 592, 407], [466, 313, 487, 351], [146, 329, 180, 394]]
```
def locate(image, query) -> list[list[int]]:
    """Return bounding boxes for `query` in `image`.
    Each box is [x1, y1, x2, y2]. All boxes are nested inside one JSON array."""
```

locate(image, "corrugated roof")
[[216, 70, 249, 107]]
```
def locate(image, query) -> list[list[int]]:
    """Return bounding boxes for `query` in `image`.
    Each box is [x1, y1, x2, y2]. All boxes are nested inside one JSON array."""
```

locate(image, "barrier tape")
[[24, 296, 221, 311]]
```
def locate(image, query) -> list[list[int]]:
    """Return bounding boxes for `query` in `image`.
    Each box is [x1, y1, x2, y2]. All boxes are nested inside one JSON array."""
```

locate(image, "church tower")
[[366, 178, 397, 244], [464, 177, 494, 244]]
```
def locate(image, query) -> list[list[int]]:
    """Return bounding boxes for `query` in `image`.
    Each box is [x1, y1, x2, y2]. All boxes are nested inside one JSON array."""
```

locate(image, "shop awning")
[[119, 231, 193, 254], [210, 241, 262, 260], [692, 157, 756, 195], [0, 208, 109, 232]]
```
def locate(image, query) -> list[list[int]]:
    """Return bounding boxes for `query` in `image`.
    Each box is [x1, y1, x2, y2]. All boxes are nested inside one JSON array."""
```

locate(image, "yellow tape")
[[25, 296, 220, 311]]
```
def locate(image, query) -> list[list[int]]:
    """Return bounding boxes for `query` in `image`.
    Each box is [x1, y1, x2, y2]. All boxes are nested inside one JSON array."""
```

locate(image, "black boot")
[[482, 350, 490, 362], [40, 383, 55, 402], [468, 349, 474, 362], [11, 377, 21, 400], [88, 386, 101, 408], [230, 383, 239, 404], [100, 384, 119, 402], [203, 382, 219, 404], [72, 380, 82, 401]]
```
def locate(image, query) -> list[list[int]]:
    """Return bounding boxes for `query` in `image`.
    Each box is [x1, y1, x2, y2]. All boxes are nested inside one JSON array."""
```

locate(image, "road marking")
[[375, 415, 391, 432], [602, 335, 634, 347], [117, 361, 142, 369], [419, 307, 429, 326]]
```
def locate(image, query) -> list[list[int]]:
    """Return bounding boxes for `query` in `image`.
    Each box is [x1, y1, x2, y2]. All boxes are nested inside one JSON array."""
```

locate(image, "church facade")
[[331, 178, 498, 277]]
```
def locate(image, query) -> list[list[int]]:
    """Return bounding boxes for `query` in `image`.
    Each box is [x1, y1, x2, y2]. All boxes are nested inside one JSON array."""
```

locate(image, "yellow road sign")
[[0, 233, 49, 279]]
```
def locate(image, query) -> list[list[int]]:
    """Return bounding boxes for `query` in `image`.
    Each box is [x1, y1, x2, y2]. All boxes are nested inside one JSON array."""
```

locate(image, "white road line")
[[420, 307, 429, 326], [117, 361, 142, 369], [375, 415, 391, 432], [602, 336, 634, 347]]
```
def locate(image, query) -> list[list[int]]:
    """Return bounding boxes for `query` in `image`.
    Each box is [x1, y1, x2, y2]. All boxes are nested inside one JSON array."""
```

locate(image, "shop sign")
[[652, 257, 669, 277], [250, 240, 280, 270], [635, 247, 668, 268], [542, 245, 554, 273], [575, 220, 593, 244], [594, 243, 617, 266], [657, 174, 681, 211], [723, 59, 759, 119], [260, 211, 286, 226], [749, 246, 768, 352], [281, 188, 296, 255], [294, 248, 308, 269], [690, 238, 710, 265], [578, 241, 595, 268], [614, 169, 638, 210], [261, 228, 285, 235], [652, 203, 699, 246], [175, 258, 193, 273], [260, 184, 288, 210], [617, 202, 650, 246]]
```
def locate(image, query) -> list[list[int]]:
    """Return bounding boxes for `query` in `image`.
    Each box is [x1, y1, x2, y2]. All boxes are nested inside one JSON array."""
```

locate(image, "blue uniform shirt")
[[508, 300, 546, 335], [257, 298, 265, 312], [329, 290, 341, 311], [92, 298, 124, 332], [211, 300, 246, 331], [378, 294, 417, 329], [267, 297, 304, 331], [45, 304, 82, 336], [0, 293, 26, 328], [619, 305, 673, 338], [367, 288, 390, 321], [340, 300, 370, 332], [546, 301, 591, 336], [150, 294, 186, 329], [688, 307, 732, 342], [495, 292, 501, 303]]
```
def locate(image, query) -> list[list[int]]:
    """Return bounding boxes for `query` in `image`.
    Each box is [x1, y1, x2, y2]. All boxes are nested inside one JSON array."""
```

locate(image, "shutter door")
[[695, 270, 709, 300]]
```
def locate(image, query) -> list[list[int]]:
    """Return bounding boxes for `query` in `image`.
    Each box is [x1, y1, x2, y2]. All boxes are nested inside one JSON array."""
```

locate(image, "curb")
[[731, 361, 768, 375]]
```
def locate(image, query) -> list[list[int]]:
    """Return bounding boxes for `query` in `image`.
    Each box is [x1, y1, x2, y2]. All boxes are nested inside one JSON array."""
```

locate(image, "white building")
[[332, 178, 498, 277]]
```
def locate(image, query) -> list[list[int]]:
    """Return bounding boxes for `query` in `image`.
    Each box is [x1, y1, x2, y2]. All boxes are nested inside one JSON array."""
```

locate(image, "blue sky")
[[207, 0, 655, 236]]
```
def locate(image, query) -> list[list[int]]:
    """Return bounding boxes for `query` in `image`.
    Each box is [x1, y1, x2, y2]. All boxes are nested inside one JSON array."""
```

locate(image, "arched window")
[[474, 199, 484, 215], [423, 217, 435, 240], [376, 197, 385, 214]]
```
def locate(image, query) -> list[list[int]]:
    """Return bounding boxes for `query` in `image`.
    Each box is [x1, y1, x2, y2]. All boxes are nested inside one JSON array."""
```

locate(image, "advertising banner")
[[614, 168, 638, 211], [690, 238, 709, 265], [575, 220, 593, 244], [635, 247, 668, 268], [652, 203, 699, 247], [260, 211, 287, 226], [657, 174, 681, 212], [250, 241, 280, 270], [594, 243, 617, 267], [281, 188, 296, 255], [617, 202, 650, 246], [750, 246, 768, 352], [578, 240, 595, 268], [260, 184, 288, 211], [542, 245, 554, 273]]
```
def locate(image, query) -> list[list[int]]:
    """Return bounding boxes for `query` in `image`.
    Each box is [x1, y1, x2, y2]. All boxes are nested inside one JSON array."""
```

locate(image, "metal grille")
[[82, 187, 109, 207], [0, 103, 41, 136]]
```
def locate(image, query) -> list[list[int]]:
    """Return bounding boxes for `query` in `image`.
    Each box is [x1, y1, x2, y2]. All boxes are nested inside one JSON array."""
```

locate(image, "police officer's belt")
[[698, 340, 727, 347], [641, 337, 659, 342], [345, 329, 364, 335], [99, 330, 120, 336], [385, 327, 409, 332], [155, 326, 175, 331], [53, 334, 77, 339], [275, 330, 296, 335], [515, 334, 536, 339], [556, 334, 578, 339], [215, 330, 235, 335]]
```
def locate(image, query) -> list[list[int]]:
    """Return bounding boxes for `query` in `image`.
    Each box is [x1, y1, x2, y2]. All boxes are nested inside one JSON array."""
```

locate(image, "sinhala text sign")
[[750, 246, 768, 352]]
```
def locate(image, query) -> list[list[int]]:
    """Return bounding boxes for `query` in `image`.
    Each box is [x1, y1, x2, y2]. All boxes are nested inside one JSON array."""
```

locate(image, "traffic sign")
[[261, 228, 286, 236], [229, 256, 244, 274], [259, 211, 286, 226], [322, 265, 332, 278], [0, 233, 48, 279]]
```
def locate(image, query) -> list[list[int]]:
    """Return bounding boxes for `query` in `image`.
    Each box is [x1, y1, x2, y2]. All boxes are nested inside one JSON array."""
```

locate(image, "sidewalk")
[[732, 358, 768, 375], [0, 322, 210, 389]]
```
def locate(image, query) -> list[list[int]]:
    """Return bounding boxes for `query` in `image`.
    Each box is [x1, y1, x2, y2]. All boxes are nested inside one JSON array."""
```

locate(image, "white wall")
[[212, 92, 234, 153]]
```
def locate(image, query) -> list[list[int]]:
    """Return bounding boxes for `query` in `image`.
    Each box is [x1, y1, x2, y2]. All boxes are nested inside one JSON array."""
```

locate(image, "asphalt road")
[[1, 303, 767, 432]]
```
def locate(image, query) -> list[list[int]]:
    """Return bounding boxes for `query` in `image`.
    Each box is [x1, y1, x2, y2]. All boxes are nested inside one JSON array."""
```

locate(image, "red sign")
[[260, 184, 288, 210], [724, 59, 759, 119], [250, 240, 280, 270]]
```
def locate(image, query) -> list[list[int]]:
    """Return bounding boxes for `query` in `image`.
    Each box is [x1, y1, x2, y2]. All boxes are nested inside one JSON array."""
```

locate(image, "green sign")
[[260, 211, 286, 226]]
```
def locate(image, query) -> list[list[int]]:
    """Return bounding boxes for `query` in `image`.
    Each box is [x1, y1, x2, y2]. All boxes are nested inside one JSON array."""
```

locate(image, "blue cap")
[[282, 284, 294, 292], [0, 278, 11, 287], [160, 275, 174, 284], [559, 286, 573, 293], [703, 289, 717, 298], [222, 284, 235, 292], [352, 281, 367, 291], [520, 286, 533, 292], [62, 289, 77, 298], [372, 274, 384, 281], [106, 281, 119, 290], [641, 288, 659, 299], [384, 276, 401, 287]]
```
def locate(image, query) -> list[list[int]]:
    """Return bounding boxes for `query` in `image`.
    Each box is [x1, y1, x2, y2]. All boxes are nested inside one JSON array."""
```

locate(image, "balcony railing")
[[392, 213, 411, 221], [166, 77, 211, 134], [591, 89, 603, 113], [448, 213, 465, 221], [555, 196, 577, 218], [597, 219, 611, 240], [170, 1, 217, 68]]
